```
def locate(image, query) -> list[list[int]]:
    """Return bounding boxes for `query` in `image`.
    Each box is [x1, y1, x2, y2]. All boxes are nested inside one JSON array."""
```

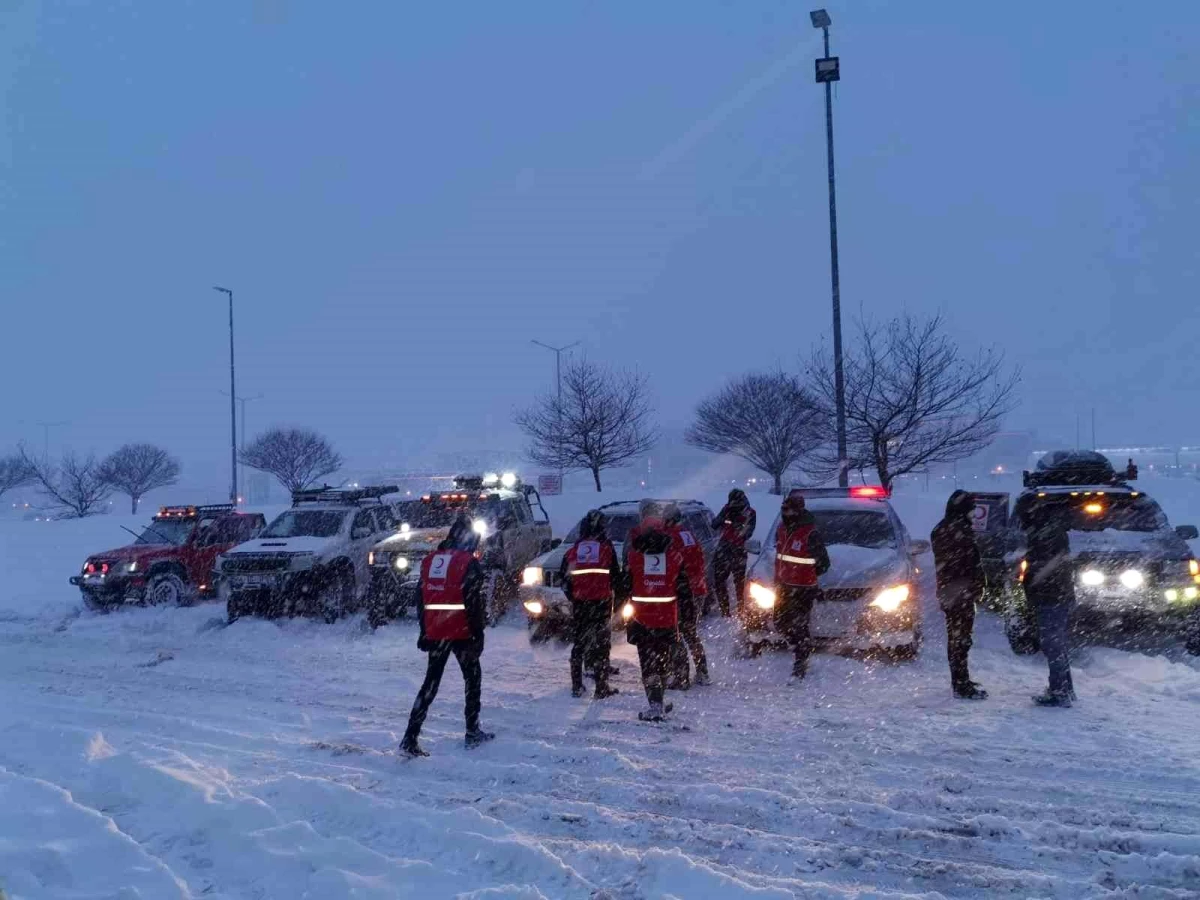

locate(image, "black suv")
[[998, 452, 1200, 655]]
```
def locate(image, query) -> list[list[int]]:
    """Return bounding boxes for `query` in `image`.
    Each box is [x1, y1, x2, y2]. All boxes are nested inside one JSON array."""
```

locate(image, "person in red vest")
[[400, 515, 494, 757], [624, 500, 687, 720], [711, 489, 757, 617], [663, 503, 711, 689], [559, 509, 621, 699], [774, 492, 830, 681]]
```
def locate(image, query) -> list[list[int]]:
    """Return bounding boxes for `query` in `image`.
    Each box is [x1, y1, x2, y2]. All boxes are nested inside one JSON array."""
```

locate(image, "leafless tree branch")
[[98, 443, 181, 514], [240, 427, 343, 494], [19, 445, 114, 518], [0, 453, 35, 500]]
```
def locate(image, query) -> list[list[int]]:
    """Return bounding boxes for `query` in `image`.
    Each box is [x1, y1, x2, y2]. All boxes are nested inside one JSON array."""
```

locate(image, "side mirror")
[[1176, 525, 1199, 541], [745, 538, 763, 555], [550, 538, 563, 550], [352, 527, 373, 540], [909, 539, 932, 556]]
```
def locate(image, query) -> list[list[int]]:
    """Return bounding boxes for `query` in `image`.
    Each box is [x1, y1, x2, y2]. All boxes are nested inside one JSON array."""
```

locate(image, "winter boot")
[[464, 728, 496, 748], [789, 658, 808, 683], [694, 667, 712, 686], [1032, 690, 1072, 708], [639, 701, 665, 722], [571, 683, 586, 698], [593, 684, 620, 699], [667, 675, 691, 691], [400, 735, 429, 758], [954, 682, 988, 700]]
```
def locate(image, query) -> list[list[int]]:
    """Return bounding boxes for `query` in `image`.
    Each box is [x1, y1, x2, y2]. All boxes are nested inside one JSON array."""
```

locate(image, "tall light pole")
[[213, 286, 238, 504], [531, 340, 580, 478], [811, 9, 848, 487], [220, 391, 263, 497], [33, 421, 68, 462]]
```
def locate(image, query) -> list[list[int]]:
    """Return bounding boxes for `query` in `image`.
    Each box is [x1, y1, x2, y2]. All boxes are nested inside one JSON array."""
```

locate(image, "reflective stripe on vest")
[[425, 603, 466, 610], [632, 595, 677, 603], [776, 553, 817, 565], [569, 568, 611, 576]]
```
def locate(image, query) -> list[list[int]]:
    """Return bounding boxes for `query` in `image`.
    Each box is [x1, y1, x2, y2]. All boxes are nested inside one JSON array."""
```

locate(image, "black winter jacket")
[[1024, 520, 1074, 605], [931, 492, 985, 610]]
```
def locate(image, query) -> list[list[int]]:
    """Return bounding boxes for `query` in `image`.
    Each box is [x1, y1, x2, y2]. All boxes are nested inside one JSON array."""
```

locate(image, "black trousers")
[[777, 586, 818, 666], [405, 642, 482, 739], [672, 595, 709, 684], [712, 546, 748, 616], [944, 601, 976, 689], [631, 626, 675, 706], [570, 600, 612, 689]]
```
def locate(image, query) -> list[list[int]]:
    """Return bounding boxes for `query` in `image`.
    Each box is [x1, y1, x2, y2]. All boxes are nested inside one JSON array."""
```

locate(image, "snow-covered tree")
[[241, 427, 342, 494], [19, 446, 113, 518]]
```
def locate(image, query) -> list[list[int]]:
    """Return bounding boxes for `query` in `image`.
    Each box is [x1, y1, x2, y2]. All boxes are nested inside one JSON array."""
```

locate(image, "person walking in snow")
[[711, 489, 756, 617], [663, 502, 711, 689], [400, 515, 494, 756], [773, 492, 830, 681], [559, 509, 621, 700], [1022, 504, 1076, 708], [624, 500, 686, 721], [931, 491, 988, 700]]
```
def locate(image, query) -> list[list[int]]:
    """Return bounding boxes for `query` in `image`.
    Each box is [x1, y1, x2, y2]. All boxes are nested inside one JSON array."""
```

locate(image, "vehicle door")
[[184, 516, 225, 585], [494, 499, 523, 572], [349, 509, 381, 587]]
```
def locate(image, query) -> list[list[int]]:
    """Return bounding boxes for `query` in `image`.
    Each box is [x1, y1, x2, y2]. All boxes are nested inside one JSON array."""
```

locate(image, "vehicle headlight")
[[523, 600, 544, 616], [1080, 569, 1105, 587], [1190, 559, 1199, 578], [393, 555, 409, 571], [621, 602, 634, 621], [523, 566, 543, 587], [472, 519, 489, 538], [1119, 569, 1145, 589], [368, 550, 383, 567], [870, 584, 910, 613], [290, 553, 316, 571], [748, 581, 777, 610]]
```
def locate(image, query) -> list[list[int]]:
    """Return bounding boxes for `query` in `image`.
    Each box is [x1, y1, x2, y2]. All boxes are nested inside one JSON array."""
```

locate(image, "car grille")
[[821, 588, 870, 603], [222, 554, 292, 574], [543, 569, 564, 588]]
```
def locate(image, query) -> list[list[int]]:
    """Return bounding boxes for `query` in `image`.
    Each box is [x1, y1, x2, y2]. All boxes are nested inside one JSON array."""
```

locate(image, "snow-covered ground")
[[3, 478, 1200, 898]]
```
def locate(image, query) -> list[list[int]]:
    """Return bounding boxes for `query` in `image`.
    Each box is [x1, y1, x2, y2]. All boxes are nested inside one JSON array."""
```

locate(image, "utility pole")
[[220, 391, 263, 498], [213, 286, 238, 504], [811, 9, 847, 486], [531, 340, 580, 479], [33, 421, 68, 462], [1091, 408, 1097, 450]]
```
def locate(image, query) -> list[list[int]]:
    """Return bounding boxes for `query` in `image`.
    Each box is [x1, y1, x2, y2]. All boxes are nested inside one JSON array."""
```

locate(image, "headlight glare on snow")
[[472, 519, 489, 538], [1119, 569, 1145, 590], [621, 602, 634, 621], [870, 583, 910, 613], [523, 600, 544, 616], [522, 566, 543, 587], [748, 581, 777, 610], [1079, 569, 1105, 587]]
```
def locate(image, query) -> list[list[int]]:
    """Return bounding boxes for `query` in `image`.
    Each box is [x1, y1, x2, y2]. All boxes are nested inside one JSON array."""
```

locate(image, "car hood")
[[88, 544, 180, 563], [528, 541, 627, 575], [752, 543, 907, 590], [374, 526, 451, 554], [225, 536, 333, 556], [1068, 529, 1190, 560]]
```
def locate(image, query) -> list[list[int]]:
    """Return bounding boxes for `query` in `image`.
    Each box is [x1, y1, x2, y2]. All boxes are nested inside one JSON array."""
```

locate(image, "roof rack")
[[156, 504, 236, 518], [1023, 455, 1137, 489], [291, 485, 399, 506]]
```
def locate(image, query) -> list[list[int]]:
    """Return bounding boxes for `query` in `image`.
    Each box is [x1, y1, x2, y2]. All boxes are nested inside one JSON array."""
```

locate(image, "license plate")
[[235, 574, 276, 588], [811, 602, 860, 638]]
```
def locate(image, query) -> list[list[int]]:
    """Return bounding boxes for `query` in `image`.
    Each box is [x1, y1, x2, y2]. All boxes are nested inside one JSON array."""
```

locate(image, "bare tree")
[[686, 371, 827, 494], [19, 445, 114, 518], [0, 453, 34, 501], [515, 359, 658, 491], [98, 443, 181, 514], [240, 427, 343, 494], [810, 314, 1019, 489]]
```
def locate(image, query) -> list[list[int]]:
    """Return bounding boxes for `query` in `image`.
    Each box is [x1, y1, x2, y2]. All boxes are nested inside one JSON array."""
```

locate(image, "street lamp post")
[[221, 391, 263, 499], [213, 286, 238, 504], [531, 340, 580, 479], [811, 8, 848, 487]]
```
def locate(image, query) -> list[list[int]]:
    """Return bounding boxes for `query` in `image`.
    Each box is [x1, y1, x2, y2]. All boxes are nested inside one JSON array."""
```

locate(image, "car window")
[[374, 505, 396, 530], [263, 510, 347, 538], [237, 516, 263, 542], [198, 518, 240, 546], [352, 509, 378, 535], [811, 510, 897, 549], [564, 513, 639, 545], [684, 512, 713, 543], [512, 499, 531, 524]]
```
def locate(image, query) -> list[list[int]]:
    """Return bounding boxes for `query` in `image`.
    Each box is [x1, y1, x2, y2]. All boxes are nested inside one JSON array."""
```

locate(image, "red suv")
[[70, 505, 266, 610]]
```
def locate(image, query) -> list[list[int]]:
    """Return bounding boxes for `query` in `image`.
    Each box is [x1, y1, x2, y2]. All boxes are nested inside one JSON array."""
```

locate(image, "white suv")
[[220, 486, 399, 623]]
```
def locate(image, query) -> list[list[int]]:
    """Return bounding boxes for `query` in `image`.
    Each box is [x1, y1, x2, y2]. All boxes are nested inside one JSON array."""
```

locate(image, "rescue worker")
[[663, 503, 711, 689], [400, 515, 494, 757], [559, 509, 621, 699], [711, 489, 756, 617], [774, 492, 830, 681], [624, 500, 686, 721], [931, 491, 988, 700], [1022, 504, 1076, 708]]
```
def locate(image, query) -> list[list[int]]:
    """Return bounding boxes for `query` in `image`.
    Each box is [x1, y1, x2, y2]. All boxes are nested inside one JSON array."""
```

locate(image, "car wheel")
[[318, 569, 353, 624], [1185, 616, 1200, 656], [1005, 606, 1041, 655], [892, 633, 922, 662], [147, 572, 186, 607]]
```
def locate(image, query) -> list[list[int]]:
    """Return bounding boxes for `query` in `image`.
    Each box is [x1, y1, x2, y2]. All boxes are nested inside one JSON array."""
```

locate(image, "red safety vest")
[[420, 550, 473, 641], [565, 539, 615, 601], [628, 540, 681, 629], [775, 523, 819, 587], [720, 508, 752, 548], [671, 525, 709, 598]]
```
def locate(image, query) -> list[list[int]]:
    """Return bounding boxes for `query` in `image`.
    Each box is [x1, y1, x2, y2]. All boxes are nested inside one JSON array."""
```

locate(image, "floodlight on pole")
[[810, 8, 848, 486]]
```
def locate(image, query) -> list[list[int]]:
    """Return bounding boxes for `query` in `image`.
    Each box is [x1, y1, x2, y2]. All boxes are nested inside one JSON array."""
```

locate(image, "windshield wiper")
[[121, 523, 179, 546]]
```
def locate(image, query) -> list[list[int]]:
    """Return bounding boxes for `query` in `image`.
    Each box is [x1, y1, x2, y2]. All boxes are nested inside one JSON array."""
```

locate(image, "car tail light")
[[849, 486, 888, 498]]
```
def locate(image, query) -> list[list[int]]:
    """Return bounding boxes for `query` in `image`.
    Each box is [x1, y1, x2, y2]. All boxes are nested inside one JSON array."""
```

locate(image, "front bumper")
[[741, 595, 919, 648], [1072, 583, 1200, 617], [70, 573, 147, 604], [520, 585, 572, 625]]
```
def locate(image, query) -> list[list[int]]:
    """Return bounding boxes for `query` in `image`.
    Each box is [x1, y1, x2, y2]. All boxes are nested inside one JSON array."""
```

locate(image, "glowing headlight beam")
[[523, 600, 544, 616], [522, 566, 543, 587], [1119, 569, 1145, 590], [748, 581, 777, 610], [1080, 569, 1105, 587], [472, 519, 489, 537], [870, 584, 910, 613]]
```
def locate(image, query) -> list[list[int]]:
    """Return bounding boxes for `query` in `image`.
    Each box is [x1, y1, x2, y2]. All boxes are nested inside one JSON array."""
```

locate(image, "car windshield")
[[134, 519, 196, 545], [262, 510, 347, 538], [811, 509, 896, 549], [1020, 495, 1168, 533], [564, 514, 640, 545], [400, 498, 502, 529]]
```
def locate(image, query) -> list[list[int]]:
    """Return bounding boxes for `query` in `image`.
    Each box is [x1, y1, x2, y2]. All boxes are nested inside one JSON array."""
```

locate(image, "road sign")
[[538, 474, 563, 496]]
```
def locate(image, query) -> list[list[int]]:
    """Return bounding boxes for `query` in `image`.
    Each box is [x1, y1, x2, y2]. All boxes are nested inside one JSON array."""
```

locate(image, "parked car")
[[519, 499, 719, 642], [70, 505, 265, 610], [741, 487, 926, 659]]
